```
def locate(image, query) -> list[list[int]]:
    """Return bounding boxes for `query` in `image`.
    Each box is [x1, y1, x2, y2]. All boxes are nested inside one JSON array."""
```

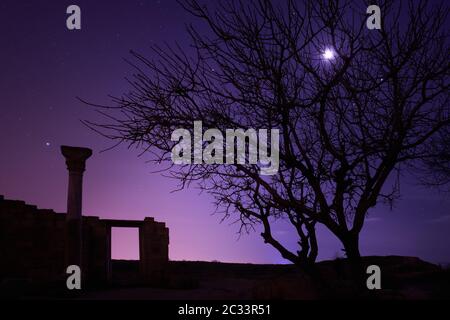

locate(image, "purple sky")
[[0, 0, 449, 264]]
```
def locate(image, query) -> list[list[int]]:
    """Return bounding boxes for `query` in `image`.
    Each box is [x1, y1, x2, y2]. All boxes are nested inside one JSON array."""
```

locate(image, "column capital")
[[61, 145, 92, 173]]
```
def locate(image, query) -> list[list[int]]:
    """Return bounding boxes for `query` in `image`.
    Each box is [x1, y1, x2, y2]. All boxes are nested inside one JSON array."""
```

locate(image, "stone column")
[[61, 146, 92, 270]]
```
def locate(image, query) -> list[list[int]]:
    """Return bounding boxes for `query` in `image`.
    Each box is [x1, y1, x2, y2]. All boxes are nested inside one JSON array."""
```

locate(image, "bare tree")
[[85, 0, 449, 265], [420, 127, 450, 190]]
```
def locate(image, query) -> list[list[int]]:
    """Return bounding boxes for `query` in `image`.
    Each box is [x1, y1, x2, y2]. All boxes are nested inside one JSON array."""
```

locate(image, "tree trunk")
[[307, 229, 318, 264], [341, 232, 368, 293], [342, 233, 361, 263]]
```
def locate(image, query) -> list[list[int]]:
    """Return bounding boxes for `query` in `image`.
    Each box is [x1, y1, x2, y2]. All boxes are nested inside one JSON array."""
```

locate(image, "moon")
[[322, 48, 335, 60]]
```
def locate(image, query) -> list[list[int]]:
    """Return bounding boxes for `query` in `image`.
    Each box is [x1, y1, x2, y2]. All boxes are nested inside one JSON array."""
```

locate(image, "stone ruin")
[[0, 146, 169, 287]]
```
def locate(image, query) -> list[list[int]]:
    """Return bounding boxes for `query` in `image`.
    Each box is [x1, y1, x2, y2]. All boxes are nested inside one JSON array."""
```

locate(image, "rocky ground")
[[2, 256, 449, 299], [78, 256, 450, 299]]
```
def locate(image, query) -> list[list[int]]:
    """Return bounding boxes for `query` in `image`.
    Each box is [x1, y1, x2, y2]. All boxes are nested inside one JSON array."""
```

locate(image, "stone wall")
[[0, 195, 169, 286], [0, 196, 66, 283], [139, 217, 170, 284]]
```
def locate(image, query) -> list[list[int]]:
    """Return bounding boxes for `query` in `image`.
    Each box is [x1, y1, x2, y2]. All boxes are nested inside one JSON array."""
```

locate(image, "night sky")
[[0, 0, 449, 264]]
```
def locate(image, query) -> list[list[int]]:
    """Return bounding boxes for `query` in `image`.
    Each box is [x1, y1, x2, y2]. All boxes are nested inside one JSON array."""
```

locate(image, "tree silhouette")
[[420, 127, 450, 190], [85, 0, 449, 266]]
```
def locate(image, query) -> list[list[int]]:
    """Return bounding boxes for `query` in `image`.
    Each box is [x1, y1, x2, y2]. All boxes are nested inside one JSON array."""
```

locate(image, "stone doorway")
[[111, 227, 140, 285], [101, 218, 169, 286]]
